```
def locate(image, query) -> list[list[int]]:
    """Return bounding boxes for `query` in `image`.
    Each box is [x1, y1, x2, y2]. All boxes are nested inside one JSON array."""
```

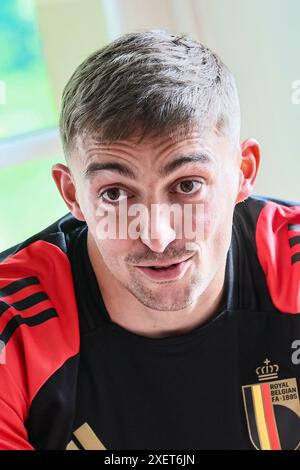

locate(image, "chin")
[[138, 295, 194, 312], [128, 280, 201, 311]]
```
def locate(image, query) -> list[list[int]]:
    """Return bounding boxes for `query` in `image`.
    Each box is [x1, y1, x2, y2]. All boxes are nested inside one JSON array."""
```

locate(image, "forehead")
[[71, 125, 231, 173]]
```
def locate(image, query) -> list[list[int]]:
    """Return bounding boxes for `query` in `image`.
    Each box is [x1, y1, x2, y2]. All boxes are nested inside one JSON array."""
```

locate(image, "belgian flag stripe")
[[243, 386, 260, 448], [260, 383, 281, 450], [251, 385, 271, 450]]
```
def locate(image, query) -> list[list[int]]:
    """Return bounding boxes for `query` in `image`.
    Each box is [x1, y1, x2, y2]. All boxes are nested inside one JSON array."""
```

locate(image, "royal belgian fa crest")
[[242, 359, 300, 450]]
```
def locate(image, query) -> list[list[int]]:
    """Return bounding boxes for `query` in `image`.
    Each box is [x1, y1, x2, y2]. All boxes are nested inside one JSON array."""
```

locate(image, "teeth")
[[152, 264, 173, 269]]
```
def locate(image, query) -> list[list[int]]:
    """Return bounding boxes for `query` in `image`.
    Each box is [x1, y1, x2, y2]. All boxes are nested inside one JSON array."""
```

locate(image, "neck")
[[87, 233, 226, 339]]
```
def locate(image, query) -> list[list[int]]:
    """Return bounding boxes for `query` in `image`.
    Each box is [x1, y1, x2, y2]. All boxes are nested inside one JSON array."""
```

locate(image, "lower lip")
[[135, 258, 193, 282]]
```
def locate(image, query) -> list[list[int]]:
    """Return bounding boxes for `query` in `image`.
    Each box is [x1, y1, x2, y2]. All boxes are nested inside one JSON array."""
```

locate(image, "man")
[[0, 30, 299, 450]]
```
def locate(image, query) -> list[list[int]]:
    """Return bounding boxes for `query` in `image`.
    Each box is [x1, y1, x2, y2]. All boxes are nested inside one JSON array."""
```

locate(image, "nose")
[[139, 204, 176, 253]]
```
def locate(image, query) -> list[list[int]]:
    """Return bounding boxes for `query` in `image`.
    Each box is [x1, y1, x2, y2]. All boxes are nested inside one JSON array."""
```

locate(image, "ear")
[[51, 163, 85, 221], [236, 138, 261, 203]]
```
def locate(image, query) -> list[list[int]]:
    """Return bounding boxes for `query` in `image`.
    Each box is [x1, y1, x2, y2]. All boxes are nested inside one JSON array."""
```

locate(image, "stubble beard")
[[120, 266, 211, 311]]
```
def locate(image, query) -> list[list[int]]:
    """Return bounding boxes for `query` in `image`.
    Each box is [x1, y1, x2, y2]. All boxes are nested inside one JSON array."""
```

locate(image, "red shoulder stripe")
[[256, 202, 300, 313], [0, 240, 80, 450]]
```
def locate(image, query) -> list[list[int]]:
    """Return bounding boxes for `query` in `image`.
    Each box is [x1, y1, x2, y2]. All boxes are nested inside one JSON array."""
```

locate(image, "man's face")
[[70, 127, 241, 311]]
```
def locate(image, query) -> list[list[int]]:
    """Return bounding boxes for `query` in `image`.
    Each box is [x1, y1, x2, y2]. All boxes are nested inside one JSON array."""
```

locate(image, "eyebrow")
[[84, 162, 136, 180], [159, 153, 216, 177], [84, 153, 215, 180]]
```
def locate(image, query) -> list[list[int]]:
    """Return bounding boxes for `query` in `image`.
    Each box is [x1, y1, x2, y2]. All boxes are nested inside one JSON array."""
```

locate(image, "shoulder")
[[0, 214, 83, 411], [235, 196, 300, 314]]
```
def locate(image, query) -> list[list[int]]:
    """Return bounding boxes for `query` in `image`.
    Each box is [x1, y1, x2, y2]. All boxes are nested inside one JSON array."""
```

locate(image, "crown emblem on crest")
[[256, 358, 279, 381]]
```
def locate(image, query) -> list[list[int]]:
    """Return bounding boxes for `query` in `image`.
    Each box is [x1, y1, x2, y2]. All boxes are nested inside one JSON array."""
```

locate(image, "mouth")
[[134, 256, 194, 282]]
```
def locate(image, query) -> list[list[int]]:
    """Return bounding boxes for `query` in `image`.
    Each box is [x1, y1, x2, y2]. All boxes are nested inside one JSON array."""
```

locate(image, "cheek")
[[207, 168, 238, 225], [93, 236, 135, 272], [74, 183, 100, 224], [195, 188, 236, 247], [207, 206, 235, 260], [98, 238, 132, 257]]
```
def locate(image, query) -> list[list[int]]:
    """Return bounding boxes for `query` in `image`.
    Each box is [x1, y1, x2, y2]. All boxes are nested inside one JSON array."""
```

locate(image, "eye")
[[98, 187, 128, 204], [172, 180, 203, 195]]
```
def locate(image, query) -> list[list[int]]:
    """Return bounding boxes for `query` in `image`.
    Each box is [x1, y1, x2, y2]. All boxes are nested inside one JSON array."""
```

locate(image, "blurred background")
[[0, 0, 299, 251]]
